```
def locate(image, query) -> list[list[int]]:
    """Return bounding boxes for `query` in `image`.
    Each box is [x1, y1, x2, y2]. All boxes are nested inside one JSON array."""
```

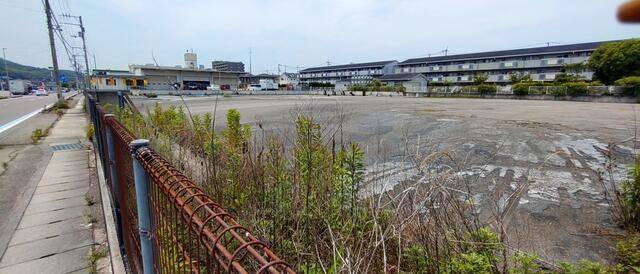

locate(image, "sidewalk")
[[0, 97, 97, 273]]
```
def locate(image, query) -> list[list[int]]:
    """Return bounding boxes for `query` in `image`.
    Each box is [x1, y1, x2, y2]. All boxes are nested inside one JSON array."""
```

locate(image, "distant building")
[[299, 60, 398, 85], [184, 52, 198, 69], [379, 73, 428, 92], [90, 52, 243, 91], [240, 73, 279, 85], [279, 73, 299, 87], [91, 69, 144, 90], [91, 65, 241, 91], [212, 61, 245, 72], [397, 41, 610, 85]]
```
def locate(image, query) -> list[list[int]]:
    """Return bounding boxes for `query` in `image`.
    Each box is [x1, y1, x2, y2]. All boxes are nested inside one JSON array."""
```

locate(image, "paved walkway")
[[0, 98, 95, 273]]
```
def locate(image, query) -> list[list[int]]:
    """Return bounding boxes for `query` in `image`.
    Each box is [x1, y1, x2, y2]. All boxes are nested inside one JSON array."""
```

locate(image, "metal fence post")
[[117, 91, 125, 109], [104, 114, 125, 253], [130, 139, 154, 274]]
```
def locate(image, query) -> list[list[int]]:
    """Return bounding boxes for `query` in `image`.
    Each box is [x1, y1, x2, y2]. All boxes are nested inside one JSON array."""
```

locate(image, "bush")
[[615, 234, 640, 272], [309, 82, 334, 88], [477, 84, 496, 94], [144, 93, 158, 98], [615, 76, 640, 96], [512, 83, 530, 95], [53, 100, 70, 110], [621, 159, 640, 229], [563, 82, 589, 96]]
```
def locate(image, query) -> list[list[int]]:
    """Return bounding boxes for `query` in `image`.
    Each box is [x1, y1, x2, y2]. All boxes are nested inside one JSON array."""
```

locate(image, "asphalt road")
[[0, 95, 60, 126]]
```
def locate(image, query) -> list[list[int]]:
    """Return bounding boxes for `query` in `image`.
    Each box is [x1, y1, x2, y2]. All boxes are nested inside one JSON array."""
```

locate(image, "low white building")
[[279, 73, 299, 87], [379, 73, 428, 93]]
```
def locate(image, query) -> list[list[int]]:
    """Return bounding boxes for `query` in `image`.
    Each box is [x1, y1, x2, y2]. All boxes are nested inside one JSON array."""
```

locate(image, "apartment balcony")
[[402, 56, 590, 74]]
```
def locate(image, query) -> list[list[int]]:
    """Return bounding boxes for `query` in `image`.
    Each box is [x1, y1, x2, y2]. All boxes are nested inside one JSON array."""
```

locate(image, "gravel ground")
[[133, 95, 639, 264]]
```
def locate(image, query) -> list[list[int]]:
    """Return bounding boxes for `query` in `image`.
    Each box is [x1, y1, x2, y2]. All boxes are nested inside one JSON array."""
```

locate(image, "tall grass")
[[112, 103, 638, 273]]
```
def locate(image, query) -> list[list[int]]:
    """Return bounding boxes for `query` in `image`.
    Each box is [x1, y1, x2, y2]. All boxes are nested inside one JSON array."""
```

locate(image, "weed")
[[86, 124, 94, 141], [56, 109, 64, 116], [31, 128, 47, 143], [84, 212, 97, 224], [86, 246, 107, 274], [85, 194, 95, 206], [1, 162, 7, 170], [53, 100, 70, 110]]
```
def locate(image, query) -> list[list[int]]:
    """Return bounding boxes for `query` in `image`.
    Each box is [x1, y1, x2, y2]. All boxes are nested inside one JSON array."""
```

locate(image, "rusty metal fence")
[[87, 94, 295, 273]]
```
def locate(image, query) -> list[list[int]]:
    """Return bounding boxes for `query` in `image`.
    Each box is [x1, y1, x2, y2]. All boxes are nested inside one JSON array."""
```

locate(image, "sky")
[[0, 0, 638, 74]]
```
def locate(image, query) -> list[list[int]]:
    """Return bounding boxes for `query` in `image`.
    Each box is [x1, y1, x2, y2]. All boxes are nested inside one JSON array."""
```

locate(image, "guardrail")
[[87, 93, 295, 273]]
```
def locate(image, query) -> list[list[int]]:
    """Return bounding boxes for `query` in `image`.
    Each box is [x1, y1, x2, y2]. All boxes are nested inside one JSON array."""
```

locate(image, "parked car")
[[207, 84, 220, 91], [35, 88, 48, 96], [248, 84, 261, 91]]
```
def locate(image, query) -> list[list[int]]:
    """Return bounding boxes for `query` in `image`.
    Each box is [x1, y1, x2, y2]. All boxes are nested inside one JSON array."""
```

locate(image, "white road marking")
[[0, 92, 79, 134]]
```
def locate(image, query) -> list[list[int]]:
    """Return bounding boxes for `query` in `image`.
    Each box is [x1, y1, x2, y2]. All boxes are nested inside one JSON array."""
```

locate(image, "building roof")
[[379, 73, 425, 81], [400, 41, 614, 65], [130, 64, 244, 75], [281, 72, 298, 78], [93, 69, 135, 76], [299, 60, 397, 73], [254, 73, 279, 79]]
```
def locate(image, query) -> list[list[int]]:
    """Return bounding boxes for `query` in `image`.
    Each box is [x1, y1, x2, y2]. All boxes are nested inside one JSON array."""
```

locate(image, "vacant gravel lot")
[[134, 95, 639, 263]]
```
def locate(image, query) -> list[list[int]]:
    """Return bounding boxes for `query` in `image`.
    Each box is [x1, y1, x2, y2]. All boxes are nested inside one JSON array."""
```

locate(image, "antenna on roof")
[[326, 61, 332, 66], [443, 46, 449, 56], [151, 51, 159, 66]]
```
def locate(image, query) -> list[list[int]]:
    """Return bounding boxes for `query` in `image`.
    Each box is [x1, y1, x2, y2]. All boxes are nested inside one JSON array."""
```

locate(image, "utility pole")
[[2, 48, 8, 91], [93, 54, 97, 70], [63, 14, 90, 90], [44, 0, 62, 103], [249, 48, 252, 75], [72, 55, 80, 89], [79, 16, 90, 89]]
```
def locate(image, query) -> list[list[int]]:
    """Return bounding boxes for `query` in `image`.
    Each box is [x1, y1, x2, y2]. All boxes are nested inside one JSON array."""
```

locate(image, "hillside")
[[0, 58, 77, 82]]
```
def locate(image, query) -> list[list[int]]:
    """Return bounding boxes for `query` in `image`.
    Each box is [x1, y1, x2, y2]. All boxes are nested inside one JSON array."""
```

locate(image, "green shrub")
[[615, 234, 640, 272], [448, 252, 493, 274], [548, 86, 567, 96], [513, 83, 530, 95], [52, 100, 70, 111], [477, 84, 497, 94], [615, 76, 640, 96], [309, 82, 334, 88], [509, 252, 541, 274], [621, 159, 640, 229], [563, 82, 589, 96]]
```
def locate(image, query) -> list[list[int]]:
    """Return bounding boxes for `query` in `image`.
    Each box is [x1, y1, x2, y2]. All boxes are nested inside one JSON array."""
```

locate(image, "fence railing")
[[87, 93, 295, 273], [424, 85, 627, 96]]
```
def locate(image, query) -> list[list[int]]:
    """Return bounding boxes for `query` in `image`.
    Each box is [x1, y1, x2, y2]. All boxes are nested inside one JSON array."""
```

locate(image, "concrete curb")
[[93, 144, 126, 273]]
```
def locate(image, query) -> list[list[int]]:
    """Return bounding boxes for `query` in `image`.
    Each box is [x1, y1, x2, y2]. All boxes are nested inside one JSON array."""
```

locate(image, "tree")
[[554, 73, 585, 84], [508, 73, 532, 84], [473, 74, 488, 85], [588, 39, 640, 84]]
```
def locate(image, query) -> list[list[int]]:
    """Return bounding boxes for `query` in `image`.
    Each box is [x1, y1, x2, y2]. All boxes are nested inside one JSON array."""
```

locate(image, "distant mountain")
[[0, 58, 78, 82]]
